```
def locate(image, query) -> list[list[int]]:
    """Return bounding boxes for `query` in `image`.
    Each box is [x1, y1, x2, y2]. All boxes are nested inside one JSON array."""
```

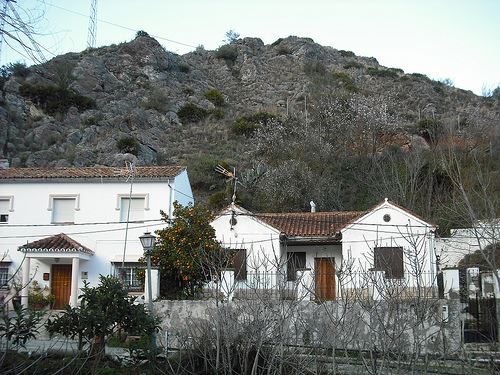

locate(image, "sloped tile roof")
[[257, 211, 365, 237], [18, 233, 94, 255], [0, 166, 185, 180]]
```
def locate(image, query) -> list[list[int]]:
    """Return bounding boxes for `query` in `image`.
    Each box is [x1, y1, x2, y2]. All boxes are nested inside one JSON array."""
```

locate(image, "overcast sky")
[[2, 0, 499, 96]]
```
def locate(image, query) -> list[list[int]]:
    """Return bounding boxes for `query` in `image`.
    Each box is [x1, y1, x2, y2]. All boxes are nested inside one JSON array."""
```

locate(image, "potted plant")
[[28, 281, 55, 310]]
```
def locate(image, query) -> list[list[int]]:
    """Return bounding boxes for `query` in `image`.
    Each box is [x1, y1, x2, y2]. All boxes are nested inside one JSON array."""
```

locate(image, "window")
[[52, 198, 76, 223], [0, 267, 9, 288], [115, 266, 143, 291], [119, 197, 146, 222], [0, 199, 10, 223], [287, 252, 306, 281], [373, 247, 404, 279], [230, 249, 247, 281]]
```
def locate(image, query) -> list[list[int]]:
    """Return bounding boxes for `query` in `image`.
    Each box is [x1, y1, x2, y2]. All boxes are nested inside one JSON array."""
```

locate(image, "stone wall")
[[154, 298, 463, 356]]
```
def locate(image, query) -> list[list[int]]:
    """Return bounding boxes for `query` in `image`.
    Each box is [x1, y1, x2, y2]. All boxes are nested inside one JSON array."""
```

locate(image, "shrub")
[[177, 103, 209, 123], [409, 72, 429, 80], [276, 45, 292, 55], [135, 30, 149, 38], [178, 63, 190, 73], [210, 108, 225, 119], [367, 67, 399, 78], [343, 61, 364, 69], [215, 44, 238, 62], [19, 84, 95, 115], [339, 50, 355, 57], [232, 111, 277, 136], [332, 71, 359, 92], [8, 62, 30, 78], [303, 59, 326, 76], [208, 190, 228, 209], [141, 88, 168, 112], [204, 89, 224, 106], [416, 118, 442, 143], [116, 136, 140, 155]]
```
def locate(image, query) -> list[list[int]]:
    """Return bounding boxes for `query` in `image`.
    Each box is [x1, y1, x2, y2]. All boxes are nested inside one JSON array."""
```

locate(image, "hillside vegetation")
[[0, 34, 499, 229]]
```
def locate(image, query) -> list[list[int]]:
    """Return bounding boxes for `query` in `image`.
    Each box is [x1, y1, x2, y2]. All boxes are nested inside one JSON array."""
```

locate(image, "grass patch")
[[177, 103, 209, 123], [332, 71, 359, 92], [367, 67, 399, 78], [343, 61, 364, 69], [232, 111, 277, 136], [204, 89, 224, 106]]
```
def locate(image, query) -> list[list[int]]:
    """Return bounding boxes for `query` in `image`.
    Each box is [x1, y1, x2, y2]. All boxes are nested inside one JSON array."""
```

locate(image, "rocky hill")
[[1, 34, 499, 217]]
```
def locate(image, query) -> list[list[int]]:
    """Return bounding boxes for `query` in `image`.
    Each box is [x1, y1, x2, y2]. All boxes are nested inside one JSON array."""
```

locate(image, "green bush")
[[367, 67, 399, 78], [135, 30, 149, 38], [339, 50, 355, 57], [8, 62, 30, 78], [141, 88, 168, 112], [19, 83, 95, 115], [232, 111, 277, 136], [208, 191, 228, 209], [116, 136, 140, 155], [343, 61, 364, 69], [210, 108, 225, 119], [276, 45, 292, 55], [204, 89, 224, 106], [177, 103, 209, 123], [178, 63, 190, 73], [416, 118, 442, 142], [215, 44, 238, 62], [409, 72, 429, 80], [303, 60, 326, 76], [332, 71, 359, 93]]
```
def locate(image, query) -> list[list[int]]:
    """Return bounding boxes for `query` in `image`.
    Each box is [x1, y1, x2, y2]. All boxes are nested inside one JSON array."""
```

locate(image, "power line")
[[38, 0, 197, 49]]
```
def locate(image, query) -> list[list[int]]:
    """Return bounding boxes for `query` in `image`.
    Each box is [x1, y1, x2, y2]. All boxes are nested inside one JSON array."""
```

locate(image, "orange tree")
[[151, 202, 222, 298]]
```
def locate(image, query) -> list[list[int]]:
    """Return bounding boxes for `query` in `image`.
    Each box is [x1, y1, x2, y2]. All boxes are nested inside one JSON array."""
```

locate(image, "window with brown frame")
[[231, 249, 247, 281], [287, 252, 306, 281], [373, 247, 404, 279]]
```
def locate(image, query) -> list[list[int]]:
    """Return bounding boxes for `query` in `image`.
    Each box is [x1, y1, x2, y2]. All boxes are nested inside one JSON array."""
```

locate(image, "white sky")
[[2, 0, 499, 96]]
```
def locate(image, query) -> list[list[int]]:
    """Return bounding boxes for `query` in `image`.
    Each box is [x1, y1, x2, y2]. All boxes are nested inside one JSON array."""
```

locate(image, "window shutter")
[[120, 198, 145, 222], [232, 249, 247, 281], [52, 198, 75, 223]]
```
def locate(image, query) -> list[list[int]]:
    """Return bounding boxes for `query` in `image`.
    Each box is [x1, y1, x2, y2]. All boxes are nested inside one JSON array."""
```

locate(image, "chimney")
[[310, 200, 316, 213], [0, 159, 9, 169]]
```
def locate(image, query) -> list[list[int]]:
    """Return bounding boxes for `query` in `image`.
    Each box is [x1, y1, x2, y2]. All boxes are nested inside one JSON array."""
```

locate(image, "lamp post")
[[139, 231, 156, 351]]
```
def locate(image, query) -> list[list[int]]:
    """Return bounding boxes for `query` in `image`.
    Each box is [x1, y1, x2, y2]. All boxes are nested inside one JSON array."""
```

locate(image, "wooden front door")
[[52, 264, 72, 309], [315, 258, 336, 301]]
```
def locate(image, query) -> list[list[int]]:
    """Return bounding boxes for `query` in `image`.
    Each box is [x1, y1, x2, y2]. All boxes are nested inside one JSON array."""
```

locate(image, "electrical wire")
[[37, 0, 197, 49]]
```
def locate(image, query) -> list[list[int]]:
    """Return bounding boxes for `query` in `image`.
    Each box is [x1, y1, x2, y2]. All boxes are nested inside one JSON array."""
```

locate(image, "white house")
[[211, 199, 437, 301], [0, 165, 193, 309], [436, 223, 500, 299]]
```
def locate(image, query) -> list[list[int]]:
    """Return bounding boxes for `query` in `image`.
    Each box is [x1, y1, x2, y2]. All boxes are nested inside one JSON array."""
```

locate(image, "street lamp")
[[139, 231, 156, 350]]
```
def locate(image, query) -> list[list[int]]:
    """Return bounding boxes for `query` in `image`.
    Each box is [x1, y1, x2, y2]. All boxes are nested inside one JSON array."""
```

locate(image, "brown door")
[[52, 264, 72, 309], [315, 258, 335, 301]]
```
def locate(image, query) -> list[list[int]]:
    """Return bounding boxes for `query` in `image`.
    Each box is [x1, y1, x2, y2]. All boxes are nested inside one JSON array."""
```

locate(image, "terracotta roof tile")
[[0, 166, 185, 180], [258, 211, 365, 237], [18, 233, 94, 255]]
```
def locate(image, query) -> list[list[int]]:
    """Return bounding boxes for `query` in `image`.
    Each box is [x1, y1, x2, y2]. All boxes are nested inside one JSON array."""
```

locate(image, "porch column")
[[21, 257, 31, 308], [70, 257, 80, 307]]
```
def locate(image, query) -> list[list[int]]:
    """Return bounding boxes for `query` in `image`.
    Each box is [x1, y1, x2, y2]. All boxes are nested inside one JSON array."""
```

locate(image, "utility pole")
[[87, 0, 98, 48]]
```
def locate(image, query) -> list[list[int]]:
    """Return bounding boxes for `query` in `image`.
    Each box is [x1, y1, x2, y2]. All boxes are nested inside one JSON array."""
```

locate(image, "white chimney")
[[310, 200, 316, 213], [0, 159, 9, 169]]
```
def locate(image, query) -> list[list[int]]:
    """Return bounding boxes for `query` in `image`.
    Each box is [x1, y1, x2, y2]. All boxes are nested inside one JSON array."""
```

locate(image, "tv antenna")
[[215, 164, 237, 205], [87, 0, 98, 48]]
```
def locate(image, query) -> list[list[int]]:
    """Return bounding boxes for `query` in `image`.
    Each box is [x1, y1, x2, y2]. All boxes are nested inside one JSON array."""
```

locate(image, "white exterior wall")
[[211, 206, 282, 274], [341, 201, 436, 289], [0, 175, 193, 304]]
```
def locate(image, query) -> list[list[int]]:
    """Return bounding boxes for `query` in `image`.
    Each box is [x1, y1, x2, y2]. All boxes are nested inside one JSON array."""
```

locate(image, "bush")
[[204, 89, 224, 106], [177, 103, 209, 123], [332, 71, 359, 93], [8, 62, 30, 78], [367, 67, 399, 78], [141, 88, 168, 112], [215, 44, 238, 62], [178, 63, 190, 73], [343, 61, 364, 69], [116, 136, 140, 155], [276, 45, 292, 55], [208, 190, 228, 209], [232, 111, 277, 136], [409, 72, 429, 80], [135, 30, 149, 38], [210, 108, 225, 119], [416, 118, 442, 143], [303, 59, 326, 76], [339, 50, 355, 57], [19, 83, 95, 115]]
